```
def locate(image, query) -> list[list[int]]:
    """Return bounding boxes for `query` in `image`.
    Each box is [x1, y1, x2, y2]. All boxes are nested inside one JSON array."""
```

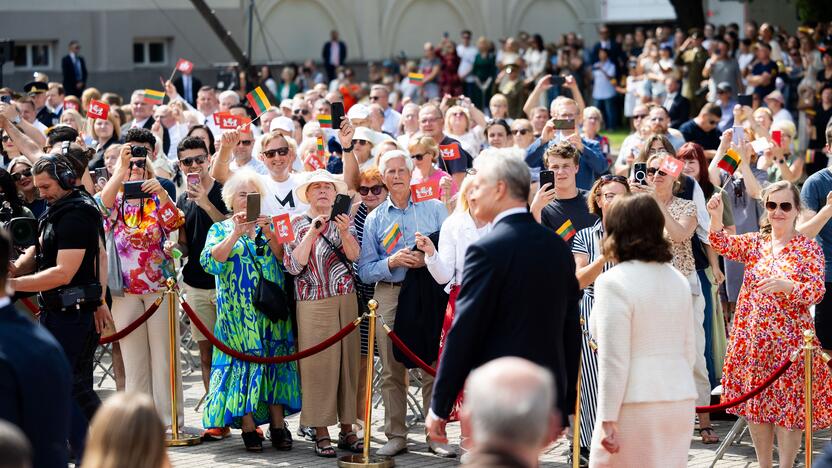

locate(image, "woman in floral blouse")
[[708, 180, 832, 468], [96, 142, 184, 427]]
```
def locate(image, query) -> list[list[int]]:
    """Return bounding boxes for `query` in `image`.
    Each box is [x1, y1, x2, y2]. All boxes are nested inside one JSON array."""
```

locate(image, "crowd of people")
[[2, 16, 832, 468]]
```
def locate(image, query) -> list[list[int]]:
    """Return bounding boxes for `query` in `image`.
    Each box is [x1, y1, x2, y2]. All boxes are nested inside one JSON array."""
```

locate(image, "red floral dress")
[[710, 230, 832, 430]]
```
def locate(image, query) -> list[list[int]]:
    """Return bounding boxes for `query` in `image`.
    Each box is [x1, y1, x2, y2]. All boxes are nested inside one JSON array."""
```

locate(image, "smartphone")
[[187, 173, 200, 187], [552, 119, 576, 130], [732, 126, 744, 146], [446, 97, 458, 108], [331, 101, 345, 131], [771, 130, 782, 147], [330, 193, 351, 221], [737, 94, 753, 107], [539, 170, 555, 189], [95, 167, 109, 183], [633, 163, 648, 185], [550, 75, 566, 87], [246, 193, 261, 222], [123, 180, 150, 199]]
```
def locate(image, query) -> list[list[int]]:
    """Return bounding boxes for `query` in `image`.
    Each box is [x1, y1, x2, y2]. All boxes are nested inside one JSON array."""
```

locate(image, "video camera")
[[0, 198, 38, 247]]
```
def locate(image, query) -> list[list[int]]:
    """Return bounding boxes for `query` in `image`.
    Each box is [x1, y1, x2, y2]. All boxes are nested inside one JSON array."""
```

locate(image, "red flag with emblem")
[[411, 179, 441, 203], [272, 213, 295, 243], [659, 156, 685, 178], [87, 100, 110, 120], [438, 143, 461, 161], [176, 58, 194, 74]]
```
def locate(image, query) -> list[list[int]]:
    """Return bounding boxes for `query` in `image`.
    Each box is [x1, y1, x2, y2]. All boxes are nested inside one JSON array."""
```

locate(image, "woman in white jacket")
[[415, 176, 491, 459], [589, 193, 697, 468]]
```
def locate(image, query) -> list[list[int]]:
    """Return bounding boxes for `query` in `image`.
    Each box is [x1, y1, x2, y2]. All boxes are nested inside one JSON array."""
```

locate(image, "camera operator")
[[9, 154, 109, 459]]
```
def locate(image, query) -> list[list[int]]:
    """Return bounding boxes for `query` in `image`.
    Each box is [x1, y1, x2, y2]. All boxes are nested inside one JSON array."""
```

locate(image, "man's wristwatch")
[[342, 144, 354, 153]]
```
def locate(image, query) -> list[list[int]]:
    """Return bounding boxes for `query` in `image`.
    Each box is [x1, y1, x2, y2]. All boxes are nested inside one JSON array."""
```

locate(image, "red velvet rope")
[[180, 297, 359, 364], [20, 297, 39, 317], [385, 329, 437, 377], [99, 296, 163, 344], [695, 356, 794, 413]]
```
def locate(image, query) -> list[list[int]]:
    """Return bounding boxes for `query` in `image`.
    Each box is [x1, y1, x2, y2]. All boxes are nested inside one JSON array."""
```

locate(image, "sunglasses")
[[262, 147, 290, 158], [180, 155, 208, 167], [354, 139, 370, 146], [646, 167, 667, 177], [411, 153, 431, 161], [1, 135, 10, 142], [513, 128, 531, 135], [450, 111, 466, 117], [369, 96, 381, 101], [237, 140, 253, 146], [11, 168, 32, 181], [293, 108, 310, 115], [633, 114, 648, 119], [358, 184, 385, 196], [765, 201, 793, 212], [130, 159, 147, 169], [600, 174, 628, 184]]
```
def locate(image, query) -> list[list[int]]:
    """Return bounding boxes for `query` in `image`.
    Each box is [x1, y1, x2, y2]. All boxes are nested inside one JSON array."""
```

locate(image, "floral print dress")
[[710, 230, 832, 430], [200, 220, 301, 428]]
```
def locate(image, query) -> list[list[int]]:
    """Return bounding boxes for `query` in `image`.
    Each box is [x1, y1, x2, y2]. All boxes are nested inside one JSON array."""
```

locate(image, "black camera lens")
[[130, 146, 148, 158], [7, 218, 38, 247]]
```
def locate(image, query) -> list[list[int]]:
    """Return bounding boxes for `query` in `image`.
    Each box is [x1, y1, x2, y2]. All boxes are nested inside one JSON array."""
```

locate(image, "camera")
[[130, 145, 148, 158], [0, 199, 37, 247]]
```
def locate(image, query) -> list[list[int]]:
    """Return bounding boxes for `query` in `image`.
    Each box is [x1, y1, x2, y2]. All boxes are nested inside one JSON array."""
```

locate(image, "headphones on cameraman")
[[42, 144, 77, 190]]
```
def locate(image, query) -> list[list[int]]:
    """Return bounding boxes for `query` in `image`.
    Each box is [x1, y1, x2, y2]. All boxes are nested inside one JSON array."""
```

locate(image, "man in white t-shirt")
[[457, 30, 478, 98], [211, 130, 308, 217], [764, 90, 794, 124]]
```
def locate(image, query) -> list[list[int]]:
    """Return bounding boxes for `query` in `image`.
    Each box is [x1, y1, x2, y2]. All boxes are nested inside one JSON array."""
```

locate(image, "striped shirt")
[[353, 203, 376, 303], [283, 215, 356, 301]]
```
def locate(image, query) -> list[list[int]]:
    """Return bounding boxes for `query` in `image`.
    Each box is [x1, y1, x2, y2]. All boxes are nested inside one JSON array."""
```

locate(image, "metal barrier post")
[[165, 278, 201, 447]]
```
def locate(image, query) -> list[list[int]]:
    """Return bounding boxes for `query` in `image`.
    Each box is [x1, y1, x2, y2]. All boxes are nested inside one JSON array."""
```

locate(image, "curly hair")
[[544, 141, 580, 166], [602, 193, 673, 264]]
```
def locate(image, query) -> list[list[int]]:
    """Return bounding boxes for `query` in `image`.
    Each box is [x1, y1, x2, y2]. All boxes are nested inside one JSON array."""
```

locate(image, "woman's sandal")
[[338, 431, 364, 453], [699, 427, 720, 444], [315, 437, 337, 458], [270, 423, 293, 451], [241, 430, 263, 452]]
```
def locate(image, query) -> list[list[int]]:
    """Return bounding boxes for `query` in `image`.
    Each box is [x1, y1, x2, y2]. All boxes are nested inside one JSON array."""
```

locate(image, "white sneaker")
[[377, 437, 408, 456], [427, 436, 456, 458]]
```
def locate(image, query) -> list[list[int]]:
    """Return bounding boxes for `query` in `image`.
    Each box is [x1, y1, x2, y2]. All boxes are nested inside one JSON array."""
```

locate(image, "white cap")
[[279, 99, 293, 109], [347, 103, 370, 120], [270, 116, 295, 134]]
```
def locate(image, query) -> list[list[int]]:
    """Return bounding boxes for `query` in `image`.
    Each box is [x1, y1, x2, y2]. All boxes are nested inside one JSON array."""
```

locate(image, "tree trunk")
[[668, 0, 706, 32]]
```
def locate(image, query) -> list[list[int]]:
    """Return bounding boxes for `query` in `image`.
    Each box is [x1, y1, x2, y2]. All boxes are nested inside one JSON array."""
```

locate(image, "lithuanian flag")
[[717, 148, 741, 175], [382, 223, 402, 253], [316, 136, 325, 157], [317, 114, 333, 129], [143, 89, 165, 105], [556, 219, 576, 242], [806, 149, 816, 164], [408, 72, 425, 86], [246, 86, 271, 116]]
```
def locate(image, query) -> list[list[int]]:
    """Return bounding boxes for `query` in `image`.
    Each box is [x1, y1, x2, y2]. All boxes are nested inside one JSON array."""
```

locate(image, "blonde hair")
[[86, 111, 122, 143], [455, 175, 476, 213], [82, 393, 167, 468], [221, 169, 266, 212], [407, 135, 439, 163], [60, 109, 85, 131], [81, 87, 101, 115], [443, 105, 471, 134]]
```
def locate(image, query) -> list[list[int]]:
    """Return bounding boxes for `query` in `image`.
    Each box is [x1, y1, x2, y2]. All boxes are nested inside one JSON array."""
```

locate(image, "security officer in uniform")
[[10, 154, 109, 460], [23, 81, 57, 127]]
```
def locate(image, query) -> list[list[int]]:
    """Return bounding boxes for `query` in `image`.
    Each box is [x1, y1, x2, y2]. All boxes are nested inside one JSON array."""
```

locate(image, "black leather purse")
[[243, 239, 290, 323]]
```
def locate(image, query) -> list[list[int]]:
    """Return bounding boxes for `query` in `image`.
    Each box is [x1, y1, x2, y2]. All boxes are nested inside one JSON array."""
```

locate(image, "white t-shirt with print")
[[259, 172, 309, 217]]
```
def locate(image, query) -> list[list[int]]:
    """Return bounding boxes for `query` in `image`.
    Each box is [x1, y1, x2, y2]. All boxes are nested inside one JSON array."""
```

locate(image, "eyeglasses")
[[238, 140, 253, 146], [130, 159, 147, 169], [11, 168, 32, 181], [0, 135, 10, 142], [420, 117, 441, 125], [600, 174, 628, 184], [633, 114, 648, 120], [413, 153, 433, 161], [646, 167, 667, 177], [369, 96, 381, 101], [765, 201, 794, 212], [262, 147, 290, 158], [180, 155, 208, 167], [450, 111, 467, 118], [293, 109, 310, 115], [648, 147, 669, 155], [354, 139, 370, 146], [358, 184, 385, 195], [513, 128, 531, 135]]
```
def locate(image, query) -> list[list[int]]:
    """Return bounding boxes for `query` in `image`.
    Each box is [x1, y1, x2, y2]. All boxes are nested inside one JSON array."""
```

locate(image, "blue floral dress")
[[200, 220, 301, 428]]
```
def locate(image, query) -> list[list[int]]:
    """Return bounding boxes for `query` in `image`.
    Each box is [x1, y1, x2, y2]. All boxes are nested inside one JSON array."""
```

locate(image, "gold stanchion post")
[[803, 329, 814, 467], [338, 299, 394, 467], [165, 278, 201, 447]]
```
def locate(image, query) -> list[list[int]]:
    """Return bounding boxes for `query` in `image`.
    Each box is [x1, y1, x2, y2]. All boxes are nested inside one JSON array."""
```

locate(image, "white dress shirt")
[[425, 211, 492, 292], [492, 206, 528, 225]]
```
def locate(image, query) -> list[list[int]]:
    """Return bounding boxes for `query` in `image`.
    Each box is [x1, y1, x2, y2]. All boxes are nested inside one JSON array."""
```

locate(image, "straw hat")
[[295, 170, 348, 204]]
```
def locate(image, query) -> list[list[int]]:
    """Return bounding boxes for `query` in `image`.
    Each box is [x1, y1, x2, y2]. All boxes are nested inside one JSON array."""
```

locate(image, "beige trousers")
[[688, 271, 711, 407], [297, 293, 360, 427], [374, 282, 434, 441], [112, 291, 184, 427]]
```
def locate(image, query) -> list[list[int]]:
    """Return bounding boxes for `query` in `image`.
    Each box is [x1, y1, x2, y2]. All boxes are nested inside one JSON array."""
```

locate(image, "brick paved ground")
[[93, 351, 830, 467]]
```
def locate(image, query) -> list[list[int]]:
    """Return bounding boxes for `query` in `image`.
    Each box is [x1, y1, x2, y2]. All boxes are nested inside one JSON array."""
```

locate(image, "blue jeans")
[[697, 269, 717, 389]]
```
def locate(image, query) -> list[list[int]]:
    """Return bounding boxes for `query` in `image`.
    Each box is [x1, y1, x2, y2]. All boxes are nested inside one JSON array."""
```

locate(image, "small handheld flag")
[[246, 87, 271, 117], [143, 89, 165, 105], [63, 98, 79, 111], [408, 72, 425, 86], [806, 149, 816, 164], [438, 143, 461, 161], [317, 114, 333, 129], [717, 148, 742, 175], [411, 180, 440, 203], [382, 223, 402, 254], [658, 155, 684, 178], [213, 112, 250, 130], [176, 58, 194, 74], [272, 214, 295, 243], [556, 219, 576, 242], [87, 100, 110, 120], [316, 136, 325, 157]]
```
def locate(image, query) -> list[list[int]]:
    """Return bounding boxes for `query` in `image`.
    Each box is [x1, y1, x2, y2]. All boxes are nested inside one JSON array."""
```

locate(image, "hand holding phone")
[[633, 163, 648, 185], [246, 193, 261, 222], [539, 170, 555, 190], [331, 102, 345, 131]]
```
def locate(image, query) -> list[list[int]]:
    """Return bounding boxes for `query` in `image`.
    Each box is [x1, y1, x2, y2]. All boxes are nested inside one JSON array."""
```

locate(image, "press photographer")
[[0, 167, 37, 250], [9, 154, 108, 459]]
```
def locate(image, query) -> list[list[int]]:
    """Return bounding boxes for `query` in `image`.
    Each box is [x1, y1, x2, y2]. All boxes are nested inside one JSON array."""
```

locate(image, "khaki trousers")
[[688, 272, 711, 407], [374, 283, 434, 441], [297, 293, 360, 427], [112, 291, 184, 427]]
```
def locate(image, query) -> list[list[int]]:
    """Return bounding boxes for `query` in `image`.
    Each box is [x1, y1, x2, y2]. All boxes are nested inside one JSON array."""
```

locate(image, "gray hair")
[[465, 357, 555, 448], [473, 147, 531, 201], [221, 169, 266, 213], [218, 90, 241, 105], [378, 150, 413, 175]]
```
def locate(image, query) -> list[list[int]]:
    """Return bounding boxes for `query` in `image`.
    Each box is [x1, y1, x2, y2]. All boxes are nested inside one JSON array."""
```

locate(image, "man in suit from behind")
[[61, 40, 87, 98], [0, 228, 73, 468], [173, 69, 203, 107], [664, 77, 691, 129], [426, 147, 582, 445], [321, 29, 347, 82]]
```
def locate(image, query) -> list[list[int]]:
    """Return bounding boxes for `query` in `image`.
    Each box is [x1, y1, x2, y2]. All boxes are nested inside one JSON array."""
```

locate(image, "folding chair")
[[93, 344, 115, 387]]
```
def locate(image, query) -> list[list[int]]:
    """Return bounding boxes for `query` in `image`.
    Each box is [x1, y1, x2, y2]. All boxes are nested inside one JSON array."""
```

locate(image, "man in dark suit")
[[321, 29, 347, 82], [121, 90, 171, 158], [664, 77, 691, 129], [0, 228, 73, 468], [61, 40, 87, 98], [425, 148, 582, 444], [173, 70, 202, 107], [591, 24, 623, 72]]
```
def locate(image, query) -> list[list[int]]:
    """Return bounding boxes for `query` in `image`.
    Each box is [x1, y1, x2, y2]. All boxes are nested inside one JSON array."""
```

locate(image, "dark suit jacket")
[[0, 302, 72, 468], [429, 212, 582, 426], [668, 94, 691, 129], [173, 75, 203, 107], [120, 116, 171, 156], [61, 54, 88, 97], [321, 40, 347, 67]]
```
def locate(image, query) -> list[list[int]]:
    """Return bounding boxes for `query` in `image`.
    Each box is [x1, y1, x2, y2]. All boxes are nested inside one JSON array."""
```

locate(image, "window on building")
[[13, 42, 52, 69], [133, 39, 167, 66]]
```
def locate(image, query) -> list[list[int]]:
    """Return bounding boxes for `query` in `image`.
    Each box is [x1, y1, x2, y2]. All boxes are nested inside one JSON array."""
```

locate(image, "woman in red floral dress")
[[707, 180, 832, 468]]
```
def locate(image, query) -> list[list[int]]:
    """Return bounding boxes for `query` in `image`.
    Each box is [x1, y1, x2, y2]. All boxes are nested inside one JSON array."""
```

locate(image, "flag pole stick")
[[168, 67, 178, 83]]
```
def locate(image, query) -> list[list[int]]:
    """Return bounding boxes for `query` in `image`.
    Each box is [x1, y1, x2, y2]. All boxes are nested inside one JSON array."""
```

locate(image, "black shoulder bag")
[[243, 235, 290, 323]]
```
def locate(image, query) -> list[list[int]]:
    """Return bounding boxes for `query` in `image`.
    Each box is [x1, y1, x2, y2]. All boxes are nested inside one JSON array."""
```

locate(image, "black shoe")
[[242, 431, 263, 452], [270, 422, 293, 451]]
